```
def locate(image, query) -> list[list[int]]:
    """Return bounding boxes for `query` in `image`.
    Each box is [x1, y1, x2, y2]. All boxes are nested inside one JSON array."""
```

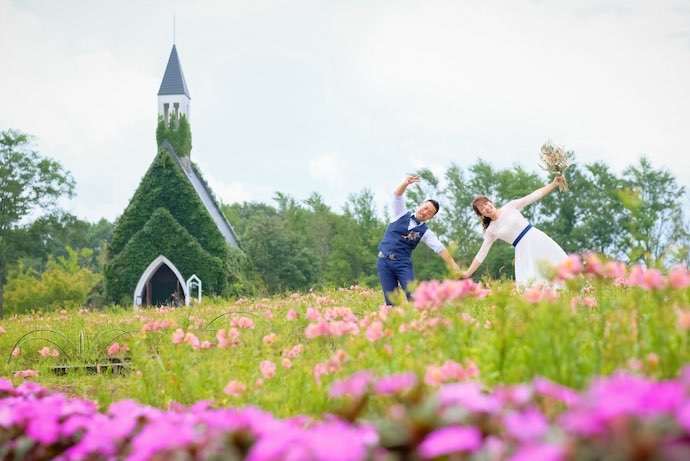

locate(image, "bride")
[[462, 176, 569, 286]]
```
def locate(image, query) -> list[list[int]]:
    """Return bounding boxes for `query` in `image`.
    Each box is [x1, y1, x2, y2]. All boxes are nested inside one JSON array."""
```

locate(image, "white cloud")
[[308, 152, 347, 188]]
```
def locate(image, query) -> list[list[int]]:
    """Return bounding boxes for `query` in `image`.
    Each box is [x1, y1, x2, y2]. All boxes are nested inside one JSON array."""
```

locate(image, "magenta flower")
[[508, 443, 566, 461], [374, 372, 418, 395], [533, 377, 579, 406], [329, 370, 373, 399], [417, 425, 482, 459], [504, 406, 548, 441], [438, 381, 501, 414]]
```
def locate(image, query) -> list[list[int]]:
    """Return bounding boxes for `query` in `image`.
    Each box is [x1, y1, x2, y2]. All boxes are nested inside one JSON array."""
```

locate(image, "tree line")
[[1, 128, 688, 315], [223, 157, 689, 292]]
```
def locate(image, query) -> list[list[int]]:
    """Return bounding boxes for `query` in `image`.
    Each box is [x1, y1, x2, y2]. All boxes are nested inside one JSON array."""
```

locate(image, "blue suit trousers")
[[377, 257, 414, 305]]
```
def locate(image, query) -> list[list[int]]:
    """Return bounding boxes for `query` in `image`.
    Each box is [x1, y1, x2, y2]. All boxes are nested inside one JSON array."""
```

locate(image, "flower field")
[[1, 254, 690, 460]]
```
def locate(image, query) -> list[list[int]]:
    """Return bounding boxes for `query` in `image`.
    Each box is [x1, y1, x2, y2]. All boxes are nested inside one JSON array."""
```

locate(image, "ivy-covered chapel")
[[103, 45, 243, 308]]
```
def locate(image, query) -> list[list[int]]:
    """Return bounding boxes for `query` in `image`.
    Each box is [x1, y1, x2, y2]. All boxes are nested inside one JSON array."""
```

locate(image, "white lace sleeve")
[[512, 190, 544, 211], [475, 231, 496, 263]]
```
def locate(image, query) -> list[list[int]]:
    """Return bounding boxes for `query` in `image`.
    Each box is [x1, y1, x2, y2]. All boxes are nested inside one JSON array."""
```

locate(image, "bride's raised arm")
[[512, 176, 564, 210]]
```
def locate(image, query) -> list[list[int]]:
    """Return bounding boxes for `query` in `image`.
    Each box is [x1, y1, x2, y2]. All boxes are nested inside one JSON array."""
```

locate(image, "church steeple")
[[157, 44, 191, 124]]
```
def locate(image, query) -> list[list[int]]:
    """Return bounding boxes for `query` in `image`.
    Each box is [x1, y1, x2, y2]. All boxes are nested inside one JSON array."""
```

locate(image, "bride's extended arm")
[[513, 176, 564, 209], [462, 233, 495, 279]]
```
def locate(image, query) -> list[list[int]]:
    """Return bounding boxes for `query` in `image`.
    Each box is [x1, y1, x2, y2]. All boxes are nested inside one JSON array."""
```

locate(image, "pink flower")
[[260, 360, 276, 379], [262, 333, 277, 345], [504, 407, 548, 441], [328, 370, 373, 399], [0, 326, 5, 334], [425, 365, 444, 386], [305, 307, 321, 321], [580, 296, 597, 308], [603, 260, 627, 279], [440, 360, 465, 381], [417, 426, 482, 459], [38, 346, 53, 357], [231, 316, 255, 329], [286, 308, 299, 321], [524, 287, 544, 303], [677, 309, 690, 331], [184, 332, 201, 349], [558, 254, 583, 279], [305, 321, 330, 339], [11, 347, 20, 357], [13, 369, 38, 378], [223, 380, 247, 397], [509, 443, 566, 461], [365, 321, 384, 342], [281, 358, 292, 368], [374, 372, 418, 395], [107, 343, 121, 356], [629, 265, 666, 290], [172, 328, 185, 344], [582, 253, 604, 275], [283, 344, 304, 358], [524, 285, 559, 303], [669, 266, 690, 289], [533, 377, 580, 406]]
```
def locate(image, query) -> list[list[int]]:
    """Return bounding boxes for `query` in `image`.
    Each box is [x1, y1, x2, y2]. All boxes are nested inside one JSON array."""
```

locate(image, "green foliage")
[[4, 247, 101, 314], [105, 208, 227, 305], [619, 157, 689, 267], [108, 147, 227, 258], [241, 214, 319, 294], [0, 128, 75, 318], [224, 246, 256, 297], [104, 146, 237, 303], [12, 212, 113, 273], [156, 114, 192, 156]]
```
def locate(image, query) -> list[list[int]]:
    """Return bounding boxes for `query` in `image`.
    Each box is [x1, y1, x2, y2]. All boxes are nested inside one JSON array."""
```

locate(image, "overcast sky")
[[1, 0, 689, 223]]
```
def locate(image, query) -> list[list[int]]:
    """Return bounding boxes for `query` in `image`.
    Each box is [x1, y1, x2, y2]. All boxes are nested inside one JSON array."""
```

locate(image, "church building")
[[103, 45, 242, 309]]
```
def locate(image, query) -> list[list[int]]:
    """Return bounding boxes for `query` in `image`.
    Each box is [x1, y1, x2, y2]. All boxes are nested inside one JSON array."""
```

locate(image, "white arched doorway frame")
[[133, 255, 189, 310]]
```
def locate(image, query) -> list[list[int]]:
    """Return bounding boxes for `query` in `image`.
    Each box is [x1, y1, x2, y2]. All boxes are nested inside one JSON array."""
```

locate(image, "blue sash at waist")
[[512, 224, 532, 247]]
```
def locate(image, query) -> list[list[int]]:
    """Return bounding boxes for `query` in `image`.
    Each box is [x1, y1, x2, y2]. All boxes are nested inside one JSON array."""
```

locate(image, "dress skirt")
[[514, 227, 568, 286]]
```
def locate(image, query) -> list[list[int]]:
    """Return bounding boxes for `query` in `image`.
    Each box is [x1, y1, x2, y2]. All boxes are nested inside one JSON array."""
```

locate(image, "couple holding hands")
[[377, 174, 568, 305]]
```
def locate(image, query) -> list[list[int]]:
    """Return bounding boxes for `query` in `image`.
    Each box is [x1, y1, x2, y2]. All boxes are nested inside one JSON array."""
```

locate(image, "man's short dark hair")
[[427, 199, 440, 214]]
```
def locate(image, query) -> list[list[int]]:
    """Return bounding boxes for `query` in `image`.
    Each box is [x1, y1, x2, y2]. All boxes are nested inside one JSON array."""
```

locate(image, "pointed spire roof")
[[158, 45, 191, 98]]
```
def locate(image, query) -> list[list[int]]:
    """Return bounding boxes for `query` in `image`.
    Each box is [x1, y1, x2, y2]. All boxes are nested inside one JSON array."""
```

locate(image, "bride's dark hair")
[[472, 196, 493, 230]]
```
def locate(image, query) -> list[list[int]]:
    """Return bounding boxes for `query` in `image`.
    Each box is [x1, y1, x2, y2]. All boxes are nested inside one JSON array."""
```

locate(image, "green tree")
[[241, 214, 319, 293], [620, 157, 689, 266], [0, 129, 75, 318], [326, 189, 385, 287], [12, 212, 113, 273], [4, 247, 100, 314]]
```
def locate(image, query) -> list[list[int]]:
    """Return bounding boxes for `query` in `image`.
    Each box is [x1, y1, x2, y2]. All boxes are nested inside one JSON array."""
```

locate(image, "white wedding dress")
[[475, 190, 569, 286]]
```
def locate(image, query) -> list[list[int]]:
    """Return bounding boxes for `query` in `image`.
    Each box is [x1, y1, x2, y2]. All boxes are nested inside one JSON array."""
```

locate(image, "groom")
[[377, 175, 461, 305]]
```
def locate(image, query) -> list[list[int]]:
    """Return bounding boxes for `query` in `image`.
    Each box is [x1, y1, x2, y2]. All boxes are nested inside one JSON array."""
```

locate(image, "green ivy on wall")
[[104, 145, 246, 304], [105, 208, 227, 305], [156, 114, 192, 156]]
